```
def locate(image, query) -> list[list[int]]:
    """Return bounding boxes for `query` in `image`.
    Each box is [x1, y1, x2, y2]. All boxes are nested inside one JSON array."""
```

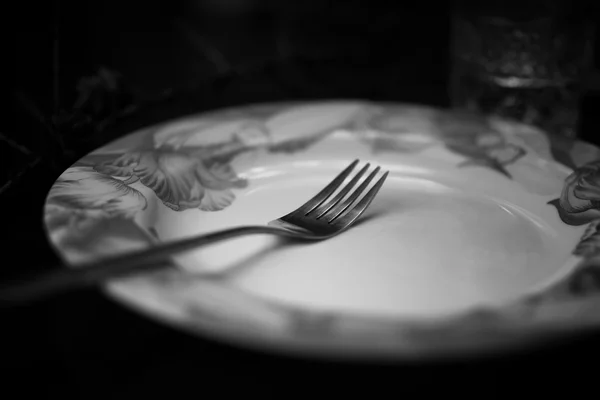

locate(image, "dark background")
[[3, 0, 600, 396]]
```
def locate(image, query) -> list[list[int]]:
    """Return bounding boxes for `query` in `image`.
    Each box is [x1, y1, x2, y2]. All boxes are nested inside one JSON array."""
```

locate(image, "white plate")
[[43, 100, 600, 360]]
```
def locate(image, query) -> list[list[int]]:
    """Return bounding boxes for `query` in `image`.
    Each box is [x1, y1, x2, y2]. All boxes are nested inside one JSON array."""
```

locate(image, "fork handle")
[[0, 225, 307, 306]]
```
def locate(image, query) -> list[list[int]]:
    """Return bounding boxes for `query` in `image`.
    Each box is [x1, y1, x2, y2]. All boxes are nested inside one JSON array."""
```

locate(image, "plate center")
[[162, 170, 570, 318]]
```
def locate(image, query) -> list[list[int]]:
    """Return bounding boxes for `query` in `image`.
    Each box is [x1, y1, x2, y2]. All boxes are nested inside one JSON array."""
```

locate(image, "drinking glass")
[[449, 0, 596, 138]]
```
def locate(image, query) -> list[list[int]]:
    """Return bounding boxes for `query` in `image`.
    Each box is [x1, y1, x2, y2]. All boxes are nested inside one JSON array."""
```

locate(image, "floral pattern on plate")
[[549, 161, 600, 226], [545, 160, 600, 300], [362, 107, 527, 177]]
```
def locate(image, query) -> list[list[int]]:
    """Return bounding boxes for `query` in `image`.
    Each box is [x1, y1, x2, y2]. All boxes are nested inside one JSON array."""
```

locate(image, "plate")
[[43, 101, 600, 360]]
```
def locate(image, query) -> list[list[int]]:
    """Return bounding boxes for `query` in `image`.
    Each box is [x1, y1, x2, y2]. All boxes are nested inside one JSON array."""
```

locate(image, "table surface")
[[5, 1, 600, 395]]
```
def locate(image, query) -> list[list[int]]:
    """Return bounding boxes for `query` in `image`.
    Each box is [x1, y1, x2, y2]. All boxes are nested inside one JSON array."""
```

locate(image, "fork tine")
[[296, 159, 360, 214], [328, 167, 381, 222], [324, 166, 381, 222], [312, 163, 370, 218], [330, 171, 389, 225]]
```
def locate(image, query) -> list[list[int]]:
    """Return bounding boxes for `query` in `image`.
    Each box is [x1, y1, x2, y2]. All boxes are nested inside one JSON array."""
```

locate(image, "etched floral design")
[[573, 219, 600, 258], [94, 150, 247, 212], [432, 111, 526, 178], [153, 118, 268, 150], [363, 108, 527, 178], [44, 129, 255, 245], [44, 167, 147, 235], [548, 161, 600, 226]]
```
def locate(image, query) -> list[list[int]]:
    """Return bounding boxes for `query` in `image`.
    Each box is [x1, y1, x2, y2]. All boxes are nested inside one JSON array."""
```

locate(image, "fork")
[[0, 159, 388, 304]]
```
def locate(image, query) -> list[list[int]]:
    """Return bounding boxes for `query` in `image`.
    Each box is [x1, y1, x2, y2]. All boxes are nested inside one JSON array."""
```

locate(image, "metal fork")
[[0, 159, 388, 304]]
